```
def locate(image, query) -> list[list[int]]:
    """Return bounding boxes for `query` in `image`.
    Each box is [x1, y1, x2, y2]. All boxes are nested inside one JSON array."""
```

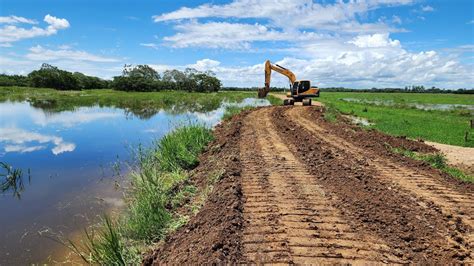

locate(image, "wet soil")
[[144, 106, 473, 264]]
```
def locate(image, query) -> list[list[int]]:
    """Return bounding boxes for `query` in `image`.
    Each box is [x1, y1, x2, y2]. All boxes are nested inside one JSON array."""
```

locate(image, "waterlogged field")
[[318, 92, 474, 147], [0, 87, 272, 264]]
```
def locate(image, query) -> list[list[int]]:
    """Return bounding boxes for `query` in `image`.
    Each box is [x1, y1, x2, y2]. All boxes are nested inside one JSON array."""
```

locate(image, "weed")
[[0, 162, 30, 199], [323, 103, 339, 122], [64, 215, 140, 265], [390, 147, 473, 183]]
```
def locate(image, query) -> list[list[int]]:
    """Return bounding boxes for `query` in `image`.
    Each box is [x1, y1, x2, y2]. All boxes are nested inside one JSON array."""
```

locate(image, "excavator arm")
[[258, 60, 297, 98]]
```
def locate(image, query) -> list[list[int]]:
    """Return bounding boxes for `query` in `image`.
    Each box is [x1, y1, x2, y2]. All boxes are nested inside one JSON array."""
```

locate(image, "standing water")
[[0, 98, 270, 264]]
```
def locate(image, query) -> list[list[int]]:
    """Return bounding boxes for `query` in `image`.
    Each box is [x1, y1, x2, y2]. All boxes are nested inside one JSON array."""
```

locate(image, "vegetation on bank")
[[391, 147, 473, 183], [66, 124, 214, 264], [317, 92, 474, 147], [0, 63, 221, 92]]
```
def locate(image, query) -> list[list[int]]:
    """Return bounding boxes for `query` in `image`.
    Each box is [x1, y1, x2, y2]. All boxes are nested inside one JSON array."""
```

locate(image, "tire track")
[[240, 108, 402, 264], [287, 107, 474, 253]]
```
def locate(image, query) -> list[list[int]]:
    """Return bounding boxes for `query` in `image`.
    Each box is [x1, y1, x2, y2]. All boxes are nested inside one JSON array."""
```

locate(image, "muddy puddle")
[[0, 98, 270, 264]]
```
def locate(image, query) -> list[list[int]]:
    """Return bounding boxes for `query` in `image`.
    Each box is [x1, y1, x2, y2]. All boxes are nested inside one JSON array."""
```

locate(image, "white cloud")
[[153, 0, 409, 49], [468, 20, 474, 25], [43, 14, 69, 29], [25, 45, 120, 62], [0, 14, 70, 46], [51, 142, 75, 155], [0, 54, 122, 79], [188, 59, 220, 70], [140, 43, 159, 50], [0, 127, 75, 155], [349, 33, 400, 48], [153, 0, 412, 31], [0, 15, 37, 24], [163, 21, 320, 49], [421, 5, 434, 12]]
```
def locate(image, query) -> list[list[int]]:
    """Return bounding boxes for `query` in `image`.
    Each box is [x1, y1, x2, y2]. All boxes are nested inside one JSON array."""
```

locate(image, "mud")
[[143, 111, 248, 264], [144, 106, 473, 264]]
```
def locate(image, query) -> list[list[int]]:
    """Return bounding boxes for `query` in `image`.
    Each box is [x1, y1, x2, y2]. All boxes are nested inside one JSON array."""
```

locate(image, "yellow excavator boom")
[[258, 60, 297, 98]]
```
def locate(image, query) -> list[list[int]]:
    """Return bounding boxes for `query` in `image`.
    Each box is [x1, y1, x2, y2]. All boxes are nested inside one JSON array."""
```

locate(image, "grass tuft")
[[323, 103, 339, 122], [391, 147, 473, 183], [155, 124, 213, 172], [64, 215, 140, 265]]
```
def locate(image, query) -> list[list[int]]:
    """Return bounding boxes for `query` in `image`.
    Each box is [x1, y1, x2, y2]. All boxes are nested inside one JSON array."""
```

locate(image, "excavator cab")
[[291, 80, 311, 96]]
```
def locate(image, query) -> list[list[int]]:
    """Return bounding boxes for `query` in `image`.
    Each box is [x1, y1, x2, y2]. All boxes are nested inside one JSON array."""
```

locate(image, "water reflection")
[[0, 127, 76, 155], [0, 97, 270, 264]]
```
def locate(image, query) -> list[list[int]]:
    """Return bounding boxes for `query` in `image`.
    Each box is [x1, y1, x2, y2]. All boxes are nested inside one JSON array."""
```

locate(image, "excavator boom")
[[258, 60, 297, 98]]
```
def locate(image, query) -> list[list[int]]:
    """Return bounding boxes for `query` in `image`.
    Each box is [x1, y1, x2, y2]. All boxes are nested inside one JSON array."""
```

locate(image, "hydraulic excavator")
[[258, 60, 320, 106]]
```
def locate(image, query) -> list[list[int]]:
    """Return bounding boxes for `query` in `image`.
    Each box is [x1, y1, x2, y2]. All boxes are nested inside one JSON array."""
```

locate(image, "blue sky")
[[0, 0, 473, 88]]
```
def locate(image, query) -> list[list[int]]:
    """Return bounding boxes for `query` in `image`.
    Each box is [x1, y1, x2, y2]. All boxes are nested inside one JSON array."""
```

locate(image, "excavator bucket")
[[258, 87, 270, 98]]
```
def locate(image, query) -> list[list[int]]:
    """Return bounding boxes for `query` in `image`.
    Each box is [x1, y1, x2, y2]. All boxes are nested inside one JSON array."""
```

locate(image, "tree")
[[28, 63, 78, 90], [0, 74, 29, 87], [123, 64, 161, 81]]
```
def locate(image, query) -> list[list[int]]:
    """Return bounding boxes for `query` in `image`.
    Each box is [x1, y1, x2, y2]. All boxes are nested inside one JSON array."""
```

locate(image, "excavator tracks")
[[285, 106, 473, 261], [240, 108, 402, 264]]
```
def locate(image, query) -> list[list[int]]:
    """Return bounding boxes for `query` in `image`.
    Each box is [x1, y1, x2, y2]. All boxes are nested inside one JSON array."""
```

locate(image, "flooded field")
[[341, 97, 474, 112], [0, 97, 269, 264]]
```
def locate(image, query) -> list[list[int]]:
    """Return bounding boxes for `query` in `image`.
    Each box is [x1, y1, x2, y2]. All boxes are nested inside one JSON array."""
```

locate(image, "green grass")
[[391, 147, 473, 183], [223, 105, 252, 120], [318, 92, 474, 147], [155, 125, 213, 172], [67, 216, 140, 265]]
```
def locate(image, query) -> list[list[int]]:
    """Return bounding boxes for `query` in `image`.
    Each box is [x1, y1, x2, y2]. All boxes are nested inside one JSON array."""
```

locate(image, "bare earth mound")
[[144, 106, 473, 264]]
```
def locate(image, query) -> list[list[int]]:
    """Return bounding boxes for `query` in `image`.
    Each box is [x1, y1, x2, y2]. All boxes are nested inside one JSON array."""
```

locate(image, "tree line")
[[0, 63, 221, 92]]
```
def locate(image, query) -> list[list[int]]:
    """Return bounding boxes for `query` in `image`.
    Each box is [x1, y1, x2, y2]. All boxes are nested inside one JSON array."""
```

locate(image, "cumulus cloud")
[[0, 127, 75, 155], [187, 59, 221, 70], [348, 33, 400, 48], [0, 14, 69, 46], [26, 45, 120, 62]]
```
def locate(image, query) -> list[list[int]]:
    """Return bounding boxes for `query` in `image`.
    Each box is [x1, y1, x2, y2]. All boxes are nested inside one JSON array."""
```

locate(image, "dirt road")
[[145, 106, 473, 264]]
